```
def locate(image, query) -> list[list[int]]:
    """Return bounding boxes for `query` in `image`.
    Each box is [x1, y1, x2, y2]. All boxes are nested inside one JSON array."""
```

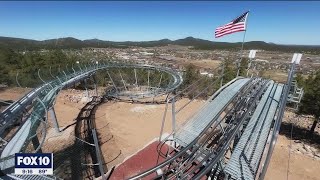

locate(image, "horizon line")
[[1, 35, 319, 47]]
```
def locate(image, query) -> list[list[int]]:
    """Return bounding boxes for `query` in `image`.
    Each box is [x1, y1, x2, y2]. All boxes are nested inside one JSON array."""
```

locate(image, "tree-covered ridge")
[[0, 47, 173, 89], [0, 36, 319, 54], [0, 47, 78, 87]]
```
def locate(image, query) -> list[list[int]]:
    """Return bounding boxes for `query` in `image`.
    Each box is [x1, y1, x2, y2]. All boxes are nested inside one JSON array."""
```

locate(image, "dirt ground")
[[184, 59, 221, 70], [1, 87, 319, 179], [0, 87, 31, 101], [266, 135, 320, 180], [42, 89, 106, 152], [262, 70, 288, 83], [95, 98, 206, 169]]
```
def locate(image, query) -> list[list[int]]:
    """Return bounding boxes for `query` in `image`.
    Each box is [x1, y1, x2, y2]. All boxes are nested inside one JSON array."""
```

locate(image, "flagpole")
[[236, 11, 249, 77], [236, 30, 247, 77]]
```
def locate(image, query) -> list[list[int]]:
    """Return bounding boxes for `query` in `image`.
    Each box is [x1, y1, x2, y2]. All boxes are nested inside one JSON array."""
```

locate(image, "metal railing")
[[258, 63, 297, 180]]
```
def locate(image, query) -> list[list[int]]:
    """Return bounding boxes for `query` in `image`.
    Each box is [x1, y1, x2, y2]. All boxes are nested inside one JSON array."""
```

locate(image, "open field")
[[184, 59, 221, 69], [261, 70, 289, 83]]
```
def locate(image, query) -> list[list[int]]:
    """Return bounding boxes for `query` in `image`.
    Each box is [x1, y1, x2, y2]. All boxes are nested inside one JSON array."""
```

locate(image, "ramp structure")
[[174, 78, 250, 147], [129, 53, 303, 180], [224, 82, 284, 179]]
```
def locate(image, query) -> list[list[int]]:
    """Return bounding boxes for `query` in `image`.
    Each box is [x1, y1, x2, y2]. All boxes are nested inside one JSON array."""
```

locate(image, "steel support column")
[[32, 136, 42, 153], [93, 75, 98, 96], [49, 107, 60, 133], [172, 96, 176, 137], [107, 71, 118, 93], [119, 70, 127, 91], [220, 63, 225, 87], [134, 69, 138, 87], [84, 79, 89, 98], [92, 129, 105, 179], [246, 58, 252, 77], [147, 70, 150, 92], [62, 71, 68, 81]]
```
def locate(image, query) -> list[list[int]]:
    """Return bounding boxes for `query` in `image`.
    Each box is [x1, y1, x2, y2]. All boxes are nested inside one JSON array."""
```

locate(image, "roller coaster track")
[[0, 59, 298, 180], [128, 78, 267, 179], [0, 62, 183, 174], [128, 63, 298, 180]]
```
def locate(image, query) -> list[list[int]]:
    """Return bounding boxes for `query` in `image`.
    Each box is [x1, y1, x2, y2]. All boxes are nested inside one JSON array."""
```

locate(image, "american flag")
[[215, 11, 249, 38]]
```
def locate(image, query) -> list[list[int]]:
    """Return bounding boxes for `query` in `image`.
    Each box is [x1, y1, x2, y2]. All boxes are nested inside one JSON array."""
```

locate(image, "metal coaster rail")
[[0, 61, 183, 172]]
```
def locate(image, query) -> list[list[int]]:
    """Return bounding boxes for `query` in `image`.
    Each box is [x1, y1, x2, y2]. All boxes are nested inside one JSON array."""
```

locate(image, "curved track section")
[[0, 63, 183, 171], [0, 61, 297, 179]]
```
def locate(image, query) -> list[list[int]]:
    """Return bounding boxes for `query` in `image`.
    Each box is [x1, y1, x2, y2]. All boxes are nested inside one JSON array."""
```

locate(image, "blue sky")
[[0, 1, 319, 45]]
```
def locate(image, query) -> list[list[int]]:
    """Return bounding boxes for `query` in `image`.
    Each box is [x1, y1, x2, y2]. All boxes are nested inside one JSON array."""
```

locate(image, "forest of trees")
[[180, 63, 219, 99], [0, 47, 80, 87], [0, 47, 176, 91]]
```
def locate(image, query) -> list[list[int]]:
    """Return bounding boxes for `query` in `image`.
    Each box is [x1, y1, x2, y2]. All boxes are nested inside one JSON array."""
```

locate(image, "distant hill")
[[0, 36, 319, 53]]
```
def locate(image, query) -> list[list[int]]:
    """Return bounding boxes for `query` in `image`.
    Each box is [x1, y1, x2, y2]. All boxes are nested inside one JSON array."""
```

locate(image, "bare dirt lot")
[[262, 70, 289, 83], [184, 59, 221, 70], [95, 98, 206, 168], [266, 135, 320, 180], [0, 87, 31, 101], [1, 87, 319, 179]]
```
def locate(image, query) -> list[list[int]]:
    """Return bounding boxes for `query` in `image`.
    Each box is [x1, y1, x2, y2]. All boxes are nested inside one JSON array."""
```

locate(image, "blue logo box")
[[15, 153, 53, 169]]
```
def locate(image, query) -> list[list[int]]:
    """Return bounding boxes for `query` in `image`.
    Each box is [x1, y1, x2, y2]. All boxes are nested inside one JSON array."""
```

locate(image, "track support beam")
[[49, 107, 60, 133], [32, 136, 42, 153]]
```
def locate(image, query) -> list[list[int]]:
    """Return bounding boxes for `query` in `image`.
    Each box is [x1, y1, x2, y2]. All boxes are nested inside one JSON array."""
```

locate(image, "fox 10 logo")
[[15, 153, 53, 175]]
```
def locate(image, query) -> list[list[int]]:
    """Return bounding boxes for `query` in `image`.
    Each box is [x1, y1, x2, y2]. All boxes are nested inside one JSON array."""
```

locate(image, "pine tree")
[[299, 71, 320, 135]]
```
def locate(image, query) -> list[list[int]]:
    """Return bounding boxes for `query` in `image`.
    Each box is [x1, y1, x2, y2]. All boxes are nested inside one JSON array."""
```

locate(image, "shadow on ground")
[[280, 122, 320, 149], [52, 97, 107, 180]]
